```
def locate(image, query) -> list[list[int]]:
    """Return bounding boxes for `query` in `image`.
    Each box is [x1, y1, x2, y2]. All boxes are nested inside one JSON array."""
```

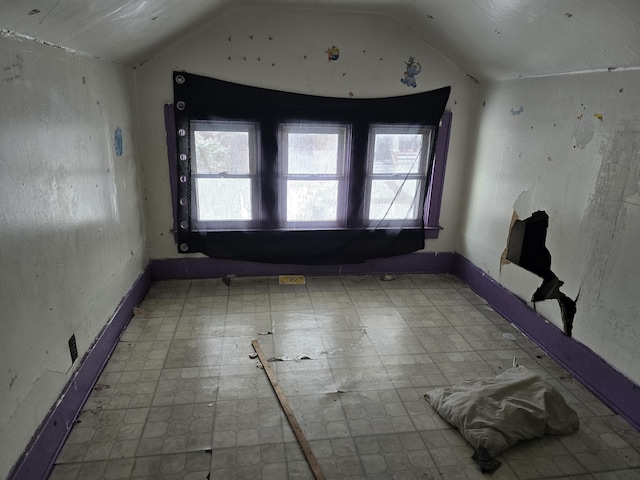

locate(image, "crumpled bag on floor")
[[424, 366, 579, 472]]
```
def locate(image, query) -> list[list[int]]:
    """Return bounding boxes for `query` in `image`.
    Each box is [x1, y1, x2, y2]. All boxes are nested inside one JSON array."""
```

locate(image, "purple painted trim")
[[150, 251, 456, 280], [453, 253, 640, 431], [164, 104, 178, 243], [8, 265, 152, 480], [424, 226, 443, 239], [12, 252, 638, 480], [424, 110, 452, 232]]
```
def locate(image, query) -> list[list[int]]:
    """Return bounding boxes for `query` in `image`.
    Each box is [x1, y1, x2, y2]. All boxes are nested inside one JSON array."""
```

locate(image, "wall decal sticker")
[[401, 56, 421, 88], [325, 46, 340, 61]]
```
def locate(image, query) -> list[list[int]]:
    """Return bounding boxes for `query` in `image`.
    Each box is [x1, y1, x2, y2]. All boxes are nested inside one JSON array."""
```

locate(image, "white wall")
[[135, 6, 479, 259], [460, 70, 640, 385], [0, 34, 146, 477]]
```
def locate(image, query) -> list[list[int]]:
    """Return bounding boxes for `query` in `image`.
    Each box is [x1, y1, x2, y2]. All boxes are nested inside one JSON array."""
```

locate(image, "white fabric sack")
[[425, 366, 579, 459]]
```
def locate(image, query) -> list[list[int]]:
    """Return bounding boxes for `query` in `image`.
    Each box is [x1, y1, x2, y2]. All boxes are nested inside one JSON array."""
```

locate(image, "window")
[[170, 72, 451, 264], [189, 121, 433, 231], [191, 121, 258, 230], [366, 125, 432, 227], [279, 123, 349, 228]]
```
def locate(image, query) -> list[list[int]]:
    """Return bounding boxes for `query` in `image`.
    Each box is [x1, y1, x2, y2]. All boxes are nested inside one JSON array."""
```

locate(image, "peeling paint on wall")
[[580, 121, 640, 300], [572, 115, 596, 149], [575, 120, 640, 376]]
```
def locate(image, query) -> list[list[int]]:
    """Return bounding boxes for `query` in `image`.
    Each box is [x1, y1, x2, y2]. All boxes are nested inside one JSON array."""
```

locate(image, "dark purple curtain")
[[172, 71, 450, 264]]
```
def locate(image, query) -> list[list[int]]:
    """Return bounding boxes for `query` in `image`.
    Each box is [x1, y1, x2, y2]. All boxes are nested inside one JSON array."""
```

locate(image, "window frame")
[[165, 106, 452, 242], [278, 122, 351, 230], [423, 110, 452, 238], [190, 119, 261, 231], [364, 124, 433, 229]]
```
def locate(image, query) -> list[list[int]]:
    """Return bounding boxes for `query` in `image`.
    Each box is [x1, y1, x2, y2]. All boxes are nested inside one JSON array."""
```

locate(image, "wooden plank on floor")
[[251, 339, 326, 480]]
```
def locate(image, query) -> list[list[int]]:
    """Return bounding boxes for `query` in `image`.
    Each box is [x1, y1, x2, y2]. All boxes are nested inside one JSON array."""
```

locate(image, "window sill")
[[425, 226, 443, 239]]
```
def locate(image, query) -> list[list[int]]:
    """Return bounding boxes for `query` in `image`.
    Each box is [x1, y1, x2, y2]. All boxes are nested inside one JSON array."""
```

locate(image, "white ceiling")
[[1, 0, 639, 81]]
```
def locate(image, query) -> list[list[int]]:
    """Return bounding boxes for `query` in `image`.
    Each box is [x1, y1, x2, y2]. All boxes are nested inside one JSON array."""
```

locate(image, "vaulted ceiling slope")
[[1, 0, 639, 81]]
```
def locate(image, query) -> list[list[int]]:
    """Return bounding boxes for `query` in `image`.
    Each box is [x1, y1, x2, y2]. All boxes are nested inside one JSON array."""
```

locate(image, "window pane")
[[288, 133, 339, 174], [287, 180, 338, 222], [369, 179, 420, 220], [372, 133, 423, 174], [195, 178, 252, 221], [194, 131, 251, 174]]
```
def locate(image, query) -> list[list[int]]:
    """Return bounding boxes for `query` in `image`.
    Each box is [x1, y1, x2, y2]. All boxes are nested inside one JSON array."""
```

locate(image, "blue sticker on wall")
[[114, 127, 123, 156], [401, 56, 422, 88]]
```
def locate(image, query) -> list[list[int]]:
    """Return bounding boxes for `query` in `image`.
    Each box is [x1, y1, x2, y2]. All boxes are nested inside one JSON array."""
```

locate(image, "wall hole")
[[506, 210, 577, 336]]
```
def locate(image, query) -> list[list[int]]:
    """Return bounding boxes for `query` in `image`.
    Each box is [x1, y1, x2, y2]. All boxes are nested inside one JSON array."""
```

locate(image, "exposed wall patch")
[[572, 114, 595, 149], [505, 211, 577, 336]]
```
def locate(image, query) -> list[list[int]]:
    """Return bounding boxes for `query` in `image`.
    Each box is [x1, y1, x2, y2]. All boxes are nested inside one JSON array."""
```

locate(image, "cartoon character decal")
[[326, 46, 340, 61], [401, 56, 422, 88]]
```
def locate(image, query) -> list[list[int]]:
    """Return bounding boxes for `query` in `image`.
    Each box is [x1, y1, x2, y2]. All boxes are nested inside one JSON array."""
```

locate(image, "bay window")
[[170, 71, 450, 264]]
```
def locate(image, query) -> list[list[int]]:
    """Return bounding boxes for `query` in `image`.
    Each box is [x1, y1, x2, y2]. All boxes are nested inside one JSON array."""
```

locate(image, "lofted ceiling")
[[1, 0, 639, 81]]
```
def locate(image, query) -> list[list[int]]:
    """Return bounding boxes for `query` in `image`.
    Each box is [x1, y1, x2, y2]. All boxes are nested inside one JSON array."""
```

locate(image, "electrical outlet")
[[68, 334, 78, 363]]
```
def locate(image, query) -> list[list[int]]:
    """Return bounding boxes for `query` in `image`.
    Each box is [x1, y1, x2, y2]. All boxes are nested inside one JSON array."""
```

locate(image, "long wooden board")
[[251, 340, 326, 480]]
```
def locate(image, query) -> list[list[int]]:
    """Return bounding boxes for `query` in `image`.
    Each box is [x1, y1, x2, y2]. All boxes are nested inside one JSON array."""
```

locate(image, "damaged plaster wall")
[[0, 33, 147, 478], [134, 6, 478, 260], [460, 69, 640, 385]]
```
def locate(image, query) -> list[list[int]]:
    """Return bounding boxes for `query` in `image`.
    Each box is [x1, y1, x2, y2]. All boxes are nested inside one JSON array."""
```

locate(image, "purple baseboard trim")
[[453, 253, 640, 431], [150, 251, 456, 280], [8, 265, 152, 480], [10, 252, 639, 480]]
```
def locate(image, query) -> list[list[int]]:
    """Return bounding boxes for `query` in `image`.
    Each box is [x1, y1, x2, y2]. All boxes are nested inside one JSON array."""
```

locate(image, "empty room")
[[2, 1, 640, 479]]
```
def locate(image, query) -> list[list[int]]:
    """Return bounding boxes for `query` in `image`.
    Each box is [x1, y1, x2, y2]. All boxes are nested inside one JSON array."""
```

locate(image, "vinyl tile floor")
[[49, 274, 640, 479]]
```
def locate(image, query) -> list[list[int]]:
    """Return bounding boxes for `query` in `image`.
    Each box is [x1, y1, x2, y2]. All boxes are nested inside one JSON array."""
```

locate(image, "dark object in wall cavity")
[[506, 211, 577, 336]]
